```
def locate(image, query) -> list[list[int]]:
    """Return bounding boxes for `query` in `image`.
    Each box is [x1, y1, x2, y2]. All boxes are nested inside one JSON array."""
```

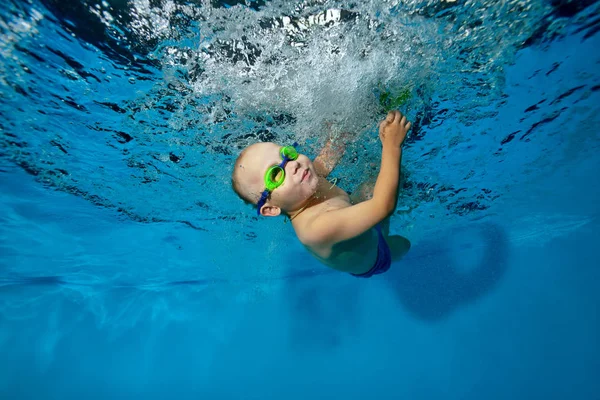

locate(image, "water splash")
[[124, 0, 552, 141], [0, 0, 597, 239]]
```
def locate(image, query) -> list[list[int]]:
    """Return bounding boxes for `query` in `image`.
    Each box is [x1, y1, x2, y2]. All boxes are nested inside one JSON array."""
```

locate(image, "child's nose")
[[287, 160, 300, 175]]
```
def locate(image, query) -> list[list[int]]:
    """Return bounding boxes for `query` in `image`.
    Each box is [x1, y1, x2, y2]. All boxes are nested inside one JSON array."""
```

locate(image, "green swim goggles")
[[256, 142, 299, 215]]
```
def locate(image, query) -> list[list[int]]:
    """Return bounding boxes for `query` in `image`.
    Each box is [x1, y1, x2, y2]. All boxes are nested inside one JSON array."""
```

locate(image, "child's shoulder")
[[293, 197, 352, 245]]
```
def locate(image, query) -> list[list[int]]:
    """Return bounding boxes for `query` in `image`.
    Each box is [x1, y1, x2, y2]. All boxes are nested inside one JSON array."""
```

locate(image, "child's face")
[[237, 142, 318, 215]]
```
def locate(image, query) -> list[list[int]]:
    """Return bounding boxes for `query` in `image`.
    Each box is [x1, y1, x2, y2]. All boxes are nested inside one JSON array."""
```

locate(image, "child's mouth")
[[301, 169, 309, 182]]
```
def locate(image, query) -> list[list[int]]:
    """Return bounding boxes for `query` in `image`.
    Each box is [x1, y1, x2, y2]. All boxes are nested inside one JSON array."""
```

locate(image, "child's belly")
[[304, 228, 379, 275]]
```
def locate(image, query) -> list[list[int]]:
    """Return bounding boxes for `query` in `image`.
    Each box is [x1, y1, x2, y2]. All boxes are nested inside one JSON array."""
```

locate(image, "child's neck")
[[288, 176, 338, 221]]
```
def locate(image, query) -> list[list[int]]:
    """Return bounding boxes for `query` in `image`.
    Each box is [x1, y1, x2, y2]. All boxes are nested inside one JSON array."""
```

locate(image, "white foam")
[[125, 0, 551, 144]]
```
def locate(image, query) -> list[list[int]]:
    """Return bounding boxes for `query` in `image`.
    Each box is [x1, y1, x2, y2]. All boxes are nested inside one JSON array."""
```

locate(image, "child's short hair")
[[231, 149, 255, 206]]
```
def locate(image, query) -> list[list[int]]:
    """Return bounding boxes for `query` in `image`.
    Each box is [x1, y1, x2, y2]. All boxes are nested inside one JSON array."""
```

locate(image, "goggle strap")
[[256, 190, 269, 215]]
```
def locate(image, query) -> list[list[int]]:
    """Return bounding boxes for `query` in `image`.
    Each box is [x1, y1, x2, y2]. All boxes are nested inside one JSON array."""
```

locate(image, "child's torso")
[[293, 178, 379, 275]]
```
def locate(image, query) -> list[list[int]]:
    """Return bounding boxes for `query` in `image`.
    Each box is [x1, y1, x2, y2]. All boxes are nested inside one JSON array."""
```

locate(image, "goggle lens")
[[280, 145, 298, 160], [265, 166, 285, 191]]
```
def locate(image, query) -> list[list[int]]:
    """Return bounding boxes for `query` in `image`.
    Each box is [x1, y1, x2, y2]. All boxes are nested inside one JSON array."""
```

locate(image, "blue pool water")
[[1, 0, 599, 398]]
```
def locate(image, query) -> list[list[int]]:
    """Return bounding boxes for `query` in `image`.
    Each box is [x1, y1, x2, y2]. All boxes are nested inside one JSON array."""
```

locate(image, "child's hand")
[[378, 110, 411, 148]]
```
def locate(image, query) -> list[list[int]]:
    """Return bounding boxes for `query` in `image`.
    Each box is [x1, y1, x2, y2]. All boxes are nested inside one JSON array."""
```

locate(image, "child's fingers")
[[380, 111, 395, 131], [406, 122, 412, 131], [379, 120, 388, 137]]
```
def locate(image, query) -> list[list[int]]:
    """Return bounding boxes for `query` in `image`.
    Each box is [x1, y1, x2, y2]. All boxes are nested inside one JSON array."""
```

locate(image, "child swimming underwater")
[[231, 110, 411, 277]]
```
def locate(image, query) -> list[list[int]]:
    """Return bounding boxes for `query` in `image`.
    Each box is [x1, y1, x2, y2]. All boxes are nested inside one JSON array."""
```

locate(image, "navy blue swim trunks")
[[350, 224, 392, 278]]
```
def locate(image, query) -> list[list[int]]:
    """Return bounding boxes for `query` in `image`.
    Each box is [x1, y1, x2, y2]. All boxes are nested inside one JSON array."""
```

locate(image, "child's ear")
[[260, 204, 281, 217]]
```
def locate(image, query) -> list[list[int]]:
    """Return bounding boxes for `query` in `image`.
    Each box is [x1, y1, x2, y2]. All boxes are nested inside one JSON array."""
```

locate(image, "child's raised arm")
[[313, 131, 350, 178], [305, 111, 410, 246]]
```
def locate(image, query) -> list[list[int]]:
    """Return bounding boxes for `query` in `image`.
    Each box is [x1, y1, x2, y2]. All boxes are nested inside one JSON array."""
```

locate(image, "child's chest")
[[318, 182, 351, 211]]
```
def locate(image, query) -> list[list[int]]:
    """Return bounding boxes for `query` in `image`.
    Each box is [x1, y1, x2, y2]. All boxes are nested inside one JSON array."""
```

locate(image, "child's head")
[[232, 142, 318, 217]]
